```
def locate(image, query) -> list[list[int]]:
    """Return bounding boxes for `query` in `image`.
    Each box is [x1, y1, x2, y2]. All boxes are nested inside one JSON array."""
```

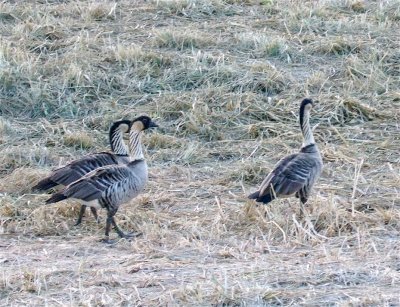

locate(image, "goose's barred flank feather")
[[248, 99, 323, 211], [34, 120, 132, 224], [46, 116, 158, 242]]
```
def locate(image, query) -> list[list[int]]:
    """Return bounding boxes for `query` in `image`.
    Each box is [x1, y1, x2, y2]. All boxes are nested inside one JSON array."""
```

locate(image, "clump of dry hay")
[[62, 131, 94, 149], [1, 0, 400, 305]]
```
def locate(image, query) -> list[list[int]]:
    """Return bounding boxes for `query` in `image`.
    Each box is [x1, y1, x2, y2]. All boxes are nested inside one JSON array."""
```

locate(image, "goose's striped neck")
[[129, 129, 144, 160], [300, 106, 315, 148], [110, 127, 129, 156]]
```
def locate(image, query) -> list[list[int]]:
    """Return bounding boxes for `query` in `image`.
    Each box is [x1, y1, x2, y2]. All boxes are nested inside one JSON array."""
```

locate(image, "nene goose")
[[46, 116, 158, 242], [33, 120, 133, 225], [248, 99, 323, 215]]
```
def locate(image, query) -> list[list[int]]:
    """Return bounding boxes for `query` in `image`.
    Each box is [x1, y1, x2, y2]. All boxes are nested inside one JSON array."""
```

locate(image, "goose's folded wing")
[[259, 154, 317, 197], [62, 165, 132, 202], [272, 155, 317, 196], [258, 154, 298, 196], [50, 152, 119, 185]]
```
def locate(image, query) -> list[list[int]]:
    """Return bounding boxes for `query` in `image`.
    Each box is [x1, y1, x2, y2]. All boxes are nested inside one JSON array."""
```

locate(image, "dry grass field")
[[1, 0, 400, 305]]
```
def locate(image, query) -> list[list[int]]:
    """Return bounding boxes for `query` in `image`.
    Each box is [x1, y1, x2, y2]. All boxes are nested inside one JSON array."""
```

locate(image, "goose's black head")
[[132, 115, 158, 131], [109, 119, 132, 135], [299, 98, 314, 128], [300, 98, 313, 111]]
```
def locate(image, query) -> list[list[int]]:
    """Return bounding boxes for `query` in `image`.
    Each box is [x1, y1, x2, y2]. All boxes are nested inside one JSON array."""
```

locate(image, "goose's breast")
[[114, 162, 149, 204]]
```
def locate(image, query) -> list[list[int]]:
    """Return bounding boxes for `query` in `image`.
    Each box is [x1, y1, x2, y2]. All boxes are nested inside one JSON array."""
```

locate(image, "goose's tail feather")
[[32, 178, 57, 191], [248, 191, 273, 205], [46, 192, 67, 204], [248, 191, 260, 199]]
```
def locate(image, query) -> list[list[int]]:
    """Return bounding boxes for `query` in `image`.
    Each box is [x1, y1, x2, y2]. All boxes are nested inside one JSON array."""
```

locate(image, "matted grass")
[[1, 0, 399, 305]]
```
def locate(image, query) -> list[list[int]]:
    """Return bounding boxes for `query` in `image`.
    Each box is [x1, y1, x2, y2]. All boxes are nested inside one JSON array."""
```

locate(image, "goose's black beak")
[[148, 120, 159, 128]]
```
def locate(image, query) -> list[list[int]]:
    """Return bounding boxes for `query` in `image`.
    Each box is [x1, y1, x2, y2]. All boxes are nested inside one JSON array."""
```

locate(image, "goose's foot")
[[114, 227, 142, 239], [111, 215, 141, 239], [104, 210, 141, 241], [100, 237, 118, 244], [121, 231, 142, 239], [100, 232, 141, 244]]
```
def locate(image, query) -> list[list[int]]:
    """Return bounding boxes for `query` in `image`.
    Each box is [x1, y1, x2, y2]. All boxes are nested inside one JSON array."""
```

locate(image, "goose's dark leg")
[[101, 209, 135, 243], [299, 201, 305, 219], [299, 197, 308, 219], [111, 215, 125, 238], [75, 205, 87, 226], [101, 210, 115, 244], [90, 207, 99, 223]]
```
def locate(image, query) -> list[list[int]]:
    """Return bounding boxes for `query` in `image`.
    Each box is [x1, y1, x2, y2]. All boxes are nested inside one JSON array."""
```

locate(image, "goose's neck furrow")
[[110, 128, 129, 156], [129, 129, 144, 160], [300, 108, 315, 148]]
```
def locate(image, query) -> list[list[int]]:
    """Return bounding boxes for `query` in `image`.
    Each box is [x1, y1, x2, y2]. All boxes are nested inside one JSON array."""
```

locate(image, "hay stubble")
[[1, 0, 400, 305]]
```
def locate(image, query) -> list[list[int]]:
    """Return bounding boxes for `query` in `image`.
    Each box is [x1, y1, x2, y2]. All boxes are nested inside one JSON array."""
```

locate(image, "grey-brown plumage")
[[46, 116, 158, 242], [248, 99, 323, 213], [33, 120, 132, 225]]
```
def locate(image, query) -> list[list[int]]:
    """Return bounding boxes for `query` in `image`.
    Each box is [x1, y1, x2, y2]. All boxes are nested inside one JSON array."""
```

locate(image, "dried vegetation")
[[1, 0, 399, 305]]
